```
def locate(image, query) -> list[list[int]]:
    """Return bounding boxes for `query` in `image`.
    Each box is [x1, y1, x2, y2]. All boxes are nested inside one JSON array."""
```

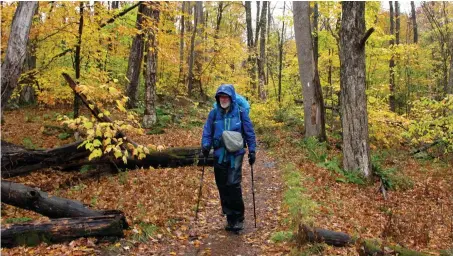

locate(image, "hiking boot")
[[231, 220, 244, 231], [224, 220, 234, 231]]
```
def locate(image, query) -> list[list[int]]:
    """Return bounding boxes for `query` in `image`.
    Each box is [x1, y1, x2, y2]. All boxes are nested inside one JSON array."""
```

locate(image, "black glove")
[[248, 152, 256, 166], [202, 147, 210, 158]]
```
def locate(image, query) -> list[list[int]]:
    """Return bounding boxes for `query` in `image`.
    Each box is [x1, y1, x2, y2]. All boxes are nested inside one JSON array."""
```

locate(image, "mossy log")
[[1, 215, 127, 248], [296, 224, 352, 247], [357, 240, 429, 256]]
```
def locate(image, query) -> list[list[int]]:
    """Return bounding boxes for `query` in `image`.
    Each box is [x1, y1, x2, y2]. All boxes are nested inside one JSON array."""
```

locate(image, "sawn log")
[[296, 224, 352, 247]]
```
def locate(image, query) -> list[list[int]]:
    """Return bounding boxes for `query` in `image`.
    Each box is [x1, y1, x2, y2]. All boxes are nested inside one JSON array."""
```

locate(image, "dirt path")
[[183, 150, 287, 256]]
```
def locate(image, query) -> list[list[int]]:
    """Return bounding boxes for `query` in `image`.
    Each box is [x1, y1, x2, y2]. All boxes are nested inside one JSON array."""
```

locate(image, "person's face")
[[219, 95, 231, 108]]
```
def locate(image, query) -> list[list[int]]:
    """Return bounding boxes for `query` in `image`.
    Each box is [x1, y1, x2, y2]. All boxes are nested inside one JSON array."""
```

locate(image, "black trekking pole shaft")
[[195, 157, 207, 221], [251, 164, 257, 228]]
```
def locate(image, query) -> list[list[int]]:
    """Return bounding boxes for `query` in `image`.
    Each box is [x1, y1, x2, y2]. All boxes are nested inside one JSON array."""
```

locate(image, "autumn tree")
[[340, 1, 372, 177], [1, 1, 38, 115]]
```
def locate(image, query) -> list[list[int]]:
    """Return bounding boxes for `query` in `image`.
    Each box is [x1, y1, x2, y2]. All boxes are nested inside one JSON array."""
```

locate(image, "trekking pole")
[[251, 164, 257, 228], [195, 157, 207, 221]]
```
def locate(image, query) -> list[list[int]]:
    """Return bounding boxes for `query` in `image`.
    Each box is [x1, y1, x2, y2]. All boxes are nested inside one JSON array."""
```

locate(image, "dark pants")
[[214, 154, 245, 224]]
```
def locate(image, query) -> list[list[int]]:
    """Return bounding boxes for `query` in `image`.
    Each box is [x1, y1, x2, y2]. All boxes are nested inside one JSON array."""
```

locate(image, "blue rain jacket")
[[202, 84, 256, 164]]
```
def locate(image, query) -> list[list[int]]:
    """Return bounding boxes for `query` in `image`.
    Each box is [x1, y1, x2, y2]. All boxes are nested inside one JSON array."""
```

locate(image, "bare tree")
[[340, 1, 372, 177], [1, 1, 38, 115], [125, 3, 147, 109], [143, 3, 160, 128], [293, 1, 326, 141]]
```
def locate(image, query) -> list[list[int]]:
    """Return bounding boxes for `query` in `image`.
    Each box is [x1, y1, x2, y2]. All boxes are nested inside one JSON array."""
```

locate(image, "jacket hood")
[[215, 84, 237, 105]]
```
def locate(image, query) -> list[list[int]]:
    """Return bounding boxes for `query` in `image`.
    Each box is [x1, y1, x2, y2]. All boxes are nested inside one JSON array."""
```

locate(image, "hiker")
[[212, 91, 250, 115], [201, 84, 256, 232]]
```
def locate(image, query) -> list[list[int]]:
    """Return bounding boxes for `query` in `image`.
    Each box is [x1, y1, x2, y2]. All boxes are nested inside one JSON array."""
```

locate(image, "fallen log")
[[1, 140, 89, 178], [2, 140, 214, 177], [1, 180, 104, 218], [296, 224, 352, 247], [357, 239, 429, 256], [1, 214, 126, 248]]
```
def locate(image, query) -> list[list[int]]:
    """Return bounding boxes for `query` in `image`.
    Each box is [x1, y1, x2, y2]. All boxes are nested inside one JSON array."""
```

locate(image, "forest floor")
[[1, 105, 453, 255]]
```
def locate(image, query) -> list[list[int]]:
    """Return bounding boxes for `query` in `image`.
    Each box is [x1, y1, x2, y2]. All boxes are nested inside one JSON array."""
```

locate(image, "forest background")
[[1, 1, 452, 255]]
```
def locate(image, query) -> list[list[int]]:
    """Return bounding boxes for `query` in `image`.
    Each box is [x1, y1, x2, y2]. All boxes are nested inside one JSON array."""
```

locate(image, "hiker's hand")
[[248, 152, 256, 165], [202, 147, 210, 158]]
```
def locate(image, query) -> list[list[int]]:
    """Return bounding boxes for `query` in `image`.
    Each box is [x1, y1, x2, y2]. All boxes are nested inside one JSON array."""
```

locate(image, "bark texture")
[[143, 3, 160, 128], [125, 3, 146, 109], [293, 1, 326, 141], [339, 1, 372, 177], [1, 1, 38, 113]]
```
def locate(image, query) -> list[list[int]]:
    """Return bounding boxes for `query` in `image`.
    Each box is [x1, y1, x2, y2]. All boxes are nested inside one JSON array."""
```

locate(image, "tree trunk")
[[1, 1, 38, 115], [194, 1, 204, 97], [73, 2, 84, 118], [313, 2, 319, 66], [245, 1, 257, 91], [448, 56, 453, 94], [296, 224, 352, 247], [187, 3, 198, 97], [1, 215, 127, 248], [143, 3, 160, 128], [389, 1, 396, 112], [111, 1, 119, 9], [340, 1, 372, 177], [125, 3, 146, 109], [178, 2, 186, 85], [411, 1, 418, 43], [277, 3, 286, 103], [293, 1, 326, 141], [395, 1, 400, 45], [1, 180, 104, 218], [258, 1, 268, 100], [19, 4, 39, 105], [245, 2, 253, 48], [255, 1, 261, 47]]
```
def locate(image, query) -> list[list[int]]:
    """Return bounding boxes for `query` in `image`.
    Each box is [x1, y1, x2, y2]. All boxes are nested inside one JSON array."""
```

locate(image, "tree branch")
[[359, 28, 375, 49], [99, 2, 140, 28]]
